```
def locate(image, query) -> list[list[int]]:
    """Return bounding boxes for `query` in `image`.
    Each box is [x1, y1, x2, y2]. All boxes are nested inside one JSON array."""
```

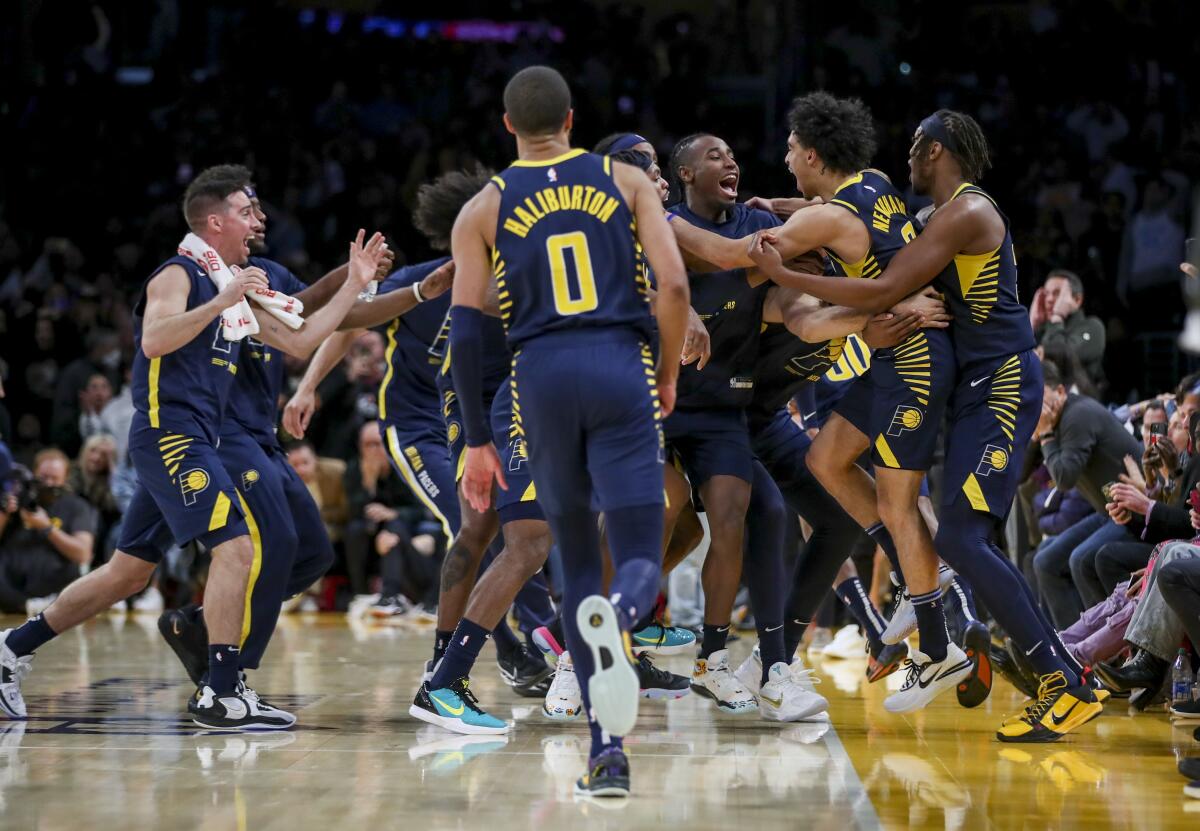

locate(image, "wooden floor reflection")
[[0, 613, 1196, 830]]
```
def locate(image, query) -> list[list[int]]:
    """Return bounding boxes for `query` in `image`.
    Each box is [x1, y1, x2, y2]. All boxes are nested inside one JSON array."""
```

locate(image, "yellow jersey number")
[[546, 231, 599, 316]]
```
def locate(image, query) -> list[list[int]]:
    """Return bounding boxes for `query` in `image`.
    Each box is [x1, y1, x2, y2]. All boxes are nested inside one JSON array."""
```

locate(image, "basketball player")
[[670, 93, 972, 712], [0, 167, 388, 728], [157, 167, 426, 699], [447, 66, 688, 797], [748, 109, 1103, 740]]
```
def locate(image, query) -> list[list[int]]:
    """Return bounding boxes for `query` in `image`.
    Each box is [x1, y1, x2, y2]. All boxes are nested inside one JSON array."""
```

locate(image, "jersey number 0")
[[546, 232, 599, 316]]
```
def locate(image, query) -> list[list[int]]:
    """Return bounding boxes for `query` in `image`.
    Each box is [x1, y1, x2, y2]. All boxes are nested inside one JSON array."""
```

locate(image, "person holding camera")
[[0, 448, 95, 614]]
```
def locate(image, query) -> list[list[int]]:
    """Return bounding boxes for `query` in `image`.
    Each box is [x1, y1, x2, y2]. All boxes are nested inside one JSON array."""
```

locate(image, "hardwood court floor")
[[1, 613, 1197, 830]]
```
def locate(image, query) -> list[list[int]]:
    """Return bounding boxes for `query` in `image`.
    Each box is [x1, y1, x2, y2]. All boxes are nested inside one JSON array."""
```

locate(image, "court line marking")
[[821, 724, 884, 831]]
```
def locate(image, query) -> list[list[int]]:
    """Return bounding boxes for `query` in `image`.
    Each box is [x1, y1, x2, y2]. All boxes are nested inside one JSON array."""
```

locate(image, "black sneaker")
[[497, 643, 553, 698], [956, 620, 993, 708], [575, 746, 630, 798], [188, 685, 294, 731], [1180, 756, 1200, 780], [158, 606, 208, 686], [990, 642, 1038, 699], [1171, 698, 1200, 719], [866, 639, 909, 683], [635, 653, 690, 700]]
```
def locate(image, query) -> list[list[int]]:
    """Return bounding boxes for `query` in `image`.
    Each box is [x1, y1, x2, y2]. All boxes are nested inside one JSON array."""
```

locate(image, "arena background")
[[3, 0, 1199, 462]]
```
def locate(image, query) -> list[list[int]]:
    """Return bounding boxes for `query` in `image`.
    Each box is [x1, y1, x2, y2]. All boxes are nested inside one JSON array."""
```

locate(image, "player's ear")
[[502, 112, 517, 136], [563, 109, 574, 133]]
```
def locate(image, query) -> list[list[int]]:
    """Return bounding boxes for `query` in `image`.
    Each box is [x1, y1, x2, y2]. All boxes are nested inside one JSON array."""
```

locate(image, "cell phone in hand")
[[1102, 481, 1118, 501], [1187, 237, 1198, 265], [1148, 421, 1168, 445], [1189, 488, 1200, 513]]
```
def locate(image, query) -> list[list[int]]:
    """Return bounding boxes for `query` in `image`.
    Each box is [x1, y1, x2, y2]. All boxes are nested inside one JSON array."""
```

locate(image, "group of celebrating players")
[[0, 64, 1107, 799]]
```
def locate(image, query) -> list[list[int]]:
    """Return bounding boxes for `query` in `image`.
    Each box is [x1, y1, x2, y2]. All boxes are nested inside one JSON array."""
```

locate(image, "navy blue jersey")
[[933, 183, 1036, 367], [748, 324, 846, 429], [130, 255, 241, 444], [434, 307, 512, 417], [220, 257, 308, 446], [376, 257, 453, 424], [491, 150, 653, 347], [670, 202, 780, 411], [824, 170, 917, 284]]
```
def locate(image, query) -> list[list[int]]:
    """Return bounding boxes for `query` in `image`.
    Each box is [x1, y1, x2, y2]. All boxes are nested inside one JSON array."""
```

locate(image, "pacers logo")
[[886, 406, 924, 437], [976, 444, 1010, 477], [447, 421, 461, 446], [241, 469, 260, 491], [508, 437, 529, 472], [180, 468, 210, 505]]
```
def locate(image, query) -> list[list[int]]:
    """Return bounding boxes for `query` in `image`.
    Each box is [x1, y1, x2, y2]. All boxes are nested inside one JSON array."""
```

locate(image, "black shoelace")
[[450, 677, 487, 714]]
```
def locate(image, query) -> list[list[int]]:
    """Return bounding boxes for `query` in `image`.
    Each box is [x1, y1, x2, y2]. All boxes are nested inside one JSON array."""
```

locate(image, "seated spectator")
[[1032, 360, 1142, 628], [1030, 269, 1107, 392], [286, 440, 349, 542], [76, 372, 113, 446], [68, 433, 121, 562], [0, 448, 95, 614], [49, 328, 121, 457]]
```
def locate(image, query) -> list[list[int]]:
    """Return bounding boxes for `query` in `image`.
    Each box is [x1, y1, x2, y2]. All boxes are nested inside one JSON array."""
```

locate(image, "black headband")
[[918, 113, 960, 156]]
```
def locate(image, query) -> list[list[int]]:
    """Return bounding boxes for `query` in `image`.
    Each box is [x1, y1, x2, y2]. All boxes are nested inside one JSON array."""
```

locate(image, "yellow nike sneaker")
[[996, 671, 1103, 743]]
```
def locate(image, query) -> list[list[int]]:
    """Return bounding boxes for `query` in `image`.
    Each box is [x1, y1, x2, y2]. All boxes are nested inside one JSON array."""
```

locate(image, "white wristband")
[[412, 282, 425, 303]]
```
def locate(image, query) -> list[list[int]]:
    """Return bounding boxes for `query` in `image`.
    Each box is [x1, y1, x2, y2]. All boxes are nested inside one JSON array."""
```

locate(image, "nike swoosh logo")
[[764, 625, 783, 632], [1050, 699, 1080, 726], [430, 693, 465, 716], [1024, 640, 1043, 657], [761, 694, 783, 707], [917, 660, 972, 688], [172, 620, 182, 636], [970, 376, 989, 388]]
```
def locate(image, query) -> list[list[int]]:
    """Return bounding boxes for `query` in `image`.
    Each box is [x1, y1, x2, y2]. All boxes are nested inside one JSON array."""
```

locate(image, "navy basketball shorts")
[[942, 349, 1043, 519], [381, 415, 460, 542], [749, 408, 814, 490], [863, 328, 955, 472], [490, 376, 544, 524], [513, 331, 665, 516], [831, 369, 874, 439], [119, 428, 247, 562], [663, 407, 754, 487]]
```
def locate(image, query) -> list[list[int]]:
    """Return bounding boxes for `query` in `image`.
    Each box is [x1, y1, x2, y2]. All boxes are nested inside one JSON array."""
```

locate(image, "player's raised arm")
[[141, 264, 268, 358], [617, 163, 689, 415], [252, 230, 388, 358], [449, 186, 507, 511], [338, 259, 455, 330]]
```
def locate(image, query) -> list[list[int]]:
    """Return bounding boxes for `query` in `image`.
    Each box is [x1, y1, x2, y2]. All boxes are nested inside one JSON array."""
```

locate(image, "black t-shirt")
[[1, 491, 97, 560]]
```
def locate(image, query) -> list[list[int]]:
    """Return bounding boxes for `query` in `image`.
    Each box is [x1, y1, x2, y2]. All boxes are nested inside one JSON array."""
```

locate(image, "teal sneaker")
[[631, 622, 696, 656], [409, 677, 509, 735]]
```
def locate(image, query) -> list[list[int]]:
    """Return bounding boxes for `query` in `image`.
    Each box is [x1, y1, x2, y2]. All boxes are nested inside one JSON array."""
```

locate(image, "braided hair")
[[926, 109, 992, 182]]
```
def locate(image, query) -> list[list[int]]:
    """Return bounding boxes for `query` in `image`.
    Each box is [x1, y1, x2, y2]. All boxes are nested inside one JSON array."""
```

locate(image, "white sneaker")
[[758, 662, 830, 722], [691, 649, 757, 714], [736, 643, 820, 697], [237, 681, 297, 728], [575, 595, 639, 736], [822, 624, 866, 659], [132, 587, 164, 614], [188, 685, 294, 730], [806, 627, 833, 654], [0, 631, 33, 719], [882, 568, 956, 645], [883, 644, 973, 713], [24, 596, 55, 618], [543, 651, 583, 720]]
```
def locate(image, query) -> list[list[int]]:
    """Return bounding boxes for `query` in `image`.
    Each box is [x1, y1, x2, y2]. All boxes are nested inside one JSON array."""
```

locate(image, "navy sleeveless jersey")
[[933, 183, 1036, 367], [824, 170, 918, 287], [491, 149, 653, 347], [220, 257, 308, 446], [130, 255, 241, 444], [748, 324, 846, 428], [669, 202, 780, 410], [434, 305, 512, 411], [376, 257, 453, 425]]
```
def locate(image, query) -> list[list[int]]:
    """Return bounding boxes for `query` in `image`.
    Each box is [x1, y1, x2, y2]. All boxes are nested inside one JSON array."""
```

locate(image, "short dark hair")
[[1042, 359, 1064, 389], [183, 165, 253, 232], [414, 165, 497, 250], [916, 109, 991, 183], [1145, 400, 1167, 415], [284, 439, 315, 455], [668, 132, 714, 193], [786, 92, 876, 175], [503, 66, 571, 136], [1046, 268, 1084, 298]]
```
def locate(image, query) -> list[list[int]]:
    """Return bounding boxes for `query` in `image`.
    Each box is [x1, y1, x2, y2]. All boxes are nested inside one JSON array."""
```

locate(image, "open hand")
[[862, 312, 922, 349], [283, 388, 317, 437], [419, 259, 455, 301], [681, 307, 711, 369], [462, 444, 506, 513], [348, 230, 391, 289]]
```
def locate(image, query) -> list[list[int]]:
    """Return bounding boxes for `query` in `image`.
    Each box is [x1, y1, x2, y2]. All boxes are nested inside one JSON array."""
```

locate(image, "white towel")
[[177, 232, 305, 341]]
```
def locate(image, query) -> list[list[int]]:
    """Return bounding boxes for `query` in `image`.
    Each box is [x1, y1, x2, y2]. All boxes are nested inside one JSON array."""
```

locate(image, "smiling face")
[[785, 132, 821, 197], [213, 190, 258, 265], [248, 192, 267, 252], [680, 135, 739, 210]]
